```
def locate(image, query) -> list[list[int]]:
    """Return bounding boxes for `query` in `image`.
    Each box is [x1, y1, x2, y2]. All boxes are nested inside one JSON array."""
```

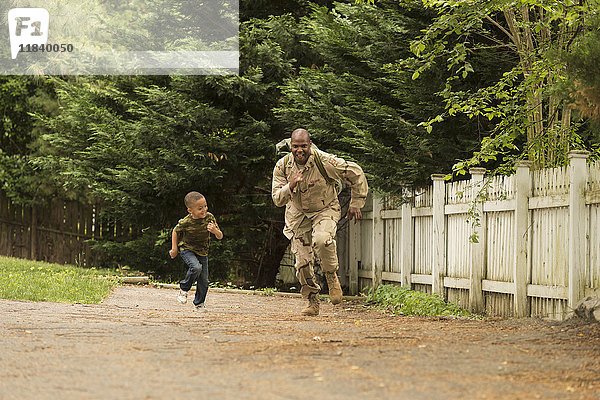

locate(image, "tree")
[[557, 13, 600, 127], [389, 0, 600, 172], [28, 2, 329, 285], [0, 76, 58, 205], [276, 1, 486, 193]]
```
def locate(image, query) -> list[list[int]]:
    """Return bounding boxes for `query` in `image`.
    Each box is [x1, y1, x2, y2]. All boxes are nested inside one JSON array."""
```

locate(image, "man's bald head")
[[290, 128, 312, 166], [291, 128, 311, 142]]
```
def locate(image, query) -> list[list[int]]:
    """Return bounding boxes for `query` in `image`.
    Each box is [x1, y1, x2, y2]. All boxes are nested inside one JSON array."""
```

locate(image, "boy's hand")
[[207, 222, 218, 234], [207, 222, 223, 239], [169, 249, 178, 259]]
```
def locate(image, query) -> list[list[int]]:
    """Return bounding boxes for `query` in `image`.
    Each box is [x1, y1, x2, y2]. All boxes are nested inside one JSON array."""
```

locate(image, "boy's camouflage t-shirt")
[[174, 212, 219, 256]]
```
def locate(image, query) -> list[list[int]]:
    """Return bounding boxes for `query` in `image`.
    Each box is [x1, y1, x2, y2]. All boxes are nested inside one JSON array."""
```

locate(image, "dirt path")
[[1, 285, 599, 400]]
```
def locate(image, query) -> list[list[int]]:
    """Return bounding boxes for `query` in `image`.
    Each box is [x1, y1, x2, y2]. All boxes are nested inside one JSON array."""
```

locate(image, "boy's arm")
[[169, 229, 179, 258]]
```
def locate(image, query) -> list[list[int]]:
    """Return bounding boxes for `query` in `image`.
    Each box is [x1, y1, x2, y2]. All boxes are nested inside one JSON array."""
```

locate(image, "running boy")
[[169, 191, 223, 311]]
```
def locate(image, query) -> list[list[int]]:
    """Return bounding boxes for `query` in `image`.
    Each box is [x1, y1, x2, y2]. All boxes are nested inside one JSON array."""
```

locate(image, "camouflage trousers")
[[290, 207, 340, 298]]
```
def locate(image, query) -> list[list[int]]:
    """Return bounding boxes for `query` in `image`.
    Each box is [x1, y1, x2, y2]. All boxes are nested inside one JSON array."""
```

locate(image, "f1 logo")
[[8, 8, 49, 59]]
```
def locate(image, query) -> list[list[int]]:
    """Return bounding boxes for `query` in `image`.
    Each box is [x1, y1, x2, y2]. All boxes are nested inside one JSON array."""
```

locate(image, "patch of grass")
[[210, 281, 241, 290], [255, 287, 278, 296], [0, 256, 120, 304], [365, 284, 477, 318]]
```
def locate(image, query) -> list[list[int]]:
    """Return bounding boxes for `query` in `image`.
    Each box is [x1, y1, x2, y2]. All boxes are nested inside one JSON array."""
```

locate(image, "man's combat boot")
[[325, 271, 343, 305], [302, 293, 320, 316]]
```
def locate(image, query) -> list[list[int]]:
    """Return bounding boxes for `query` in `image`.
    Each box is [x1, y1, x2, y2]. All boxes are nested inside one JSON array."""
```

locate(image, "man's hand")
[[289, 170, 304, 191], [345, 207, 362, 223], [169, 248, 178, 259]]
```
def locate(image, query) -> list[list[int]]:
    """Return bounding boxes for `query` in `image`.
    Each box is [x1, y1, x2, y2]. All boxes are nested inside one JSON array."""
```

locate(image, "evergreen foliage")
[[30, 74, 270, 281], [6, 0, 597, 286], [0, 76, 57, 205], [27, 3, 321, 283], [276, 1, 483, 193]]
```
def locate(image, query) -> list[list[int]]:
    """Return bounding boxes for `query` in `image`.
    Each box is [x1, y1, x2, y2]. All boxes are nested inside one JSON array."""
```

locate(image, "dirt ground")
[[1, 285, 599, 400]]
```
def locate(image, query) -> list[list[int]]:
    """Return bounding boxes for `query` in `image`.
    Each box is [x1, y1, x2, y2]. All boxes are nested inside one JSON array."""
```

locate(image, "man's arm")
[[322, 152, 368, 221], [272, 160, 294, 207]]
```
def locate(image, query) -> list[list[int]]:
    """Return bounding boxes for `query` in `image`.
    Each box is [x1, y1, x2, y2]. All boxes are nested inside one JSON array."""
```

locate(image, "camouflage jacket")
[[174, 212, 219, 256], [272, 148, 368, 238]]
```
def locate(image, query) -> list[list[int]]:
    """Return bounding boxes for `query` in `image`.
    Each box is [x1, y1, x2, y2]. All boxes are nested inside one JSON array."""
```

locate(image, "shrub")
[[365, 284, 475, 318]]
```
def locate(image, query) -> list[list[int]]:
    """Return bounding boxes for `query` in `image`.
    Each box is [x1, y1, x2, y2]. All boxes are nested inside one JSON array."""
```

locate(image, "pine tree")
[[276, 1, 490, 193], [29, 2, 325, 284]]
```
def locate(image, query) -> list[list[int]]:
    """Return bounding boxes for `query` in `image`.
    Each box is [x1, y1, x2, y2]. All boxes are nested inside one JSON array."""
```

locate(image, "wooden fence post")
[[431, 174, 446, 295], [30, 206, 37, 260], [401, 200, 413, 287], [372, 196, 384, 289], [348, 211, 361, 295], [568, 150, 590, 313], [513, 160, 532, 317], [469, 167, 486, 313]]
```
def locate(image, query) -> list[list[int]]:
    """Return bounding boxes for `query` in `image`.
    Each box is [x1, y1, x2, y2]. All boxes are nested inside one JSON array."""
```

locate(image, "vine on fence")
[[450, 178, 490, 244]]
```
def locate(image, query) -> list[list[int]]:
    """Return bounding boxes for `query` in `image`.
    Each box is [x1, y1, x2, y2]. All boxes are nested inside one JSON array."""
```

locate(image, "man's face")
[[188, 198, 208, 219], [291, 134, 312, 165]]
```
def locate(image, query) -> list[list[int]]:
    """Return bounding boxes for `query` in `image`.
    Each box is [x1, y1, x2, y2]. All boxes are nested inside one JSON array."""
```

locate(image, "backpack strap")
[[283, 152, 291, 177], [313, 150, 335, 186], [313, 150, 342, 194]]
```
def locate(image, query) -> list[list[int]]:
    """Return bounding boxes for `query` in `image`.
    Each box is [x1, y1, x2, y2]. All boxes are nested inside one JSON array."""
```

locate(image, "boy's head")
[[184, 191, 207, 219]]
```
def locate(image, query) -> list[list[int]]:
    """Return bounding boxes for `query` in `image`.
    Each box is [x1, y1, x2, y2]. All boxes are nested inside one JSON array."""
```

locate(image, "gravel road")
[[1, 285, 599, 399]]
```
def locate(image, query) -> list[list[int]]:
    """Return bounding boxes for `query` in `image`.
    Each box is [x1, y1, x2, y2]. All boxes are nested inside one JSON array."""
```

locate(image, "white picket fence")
[[337, 150, 600, 320]]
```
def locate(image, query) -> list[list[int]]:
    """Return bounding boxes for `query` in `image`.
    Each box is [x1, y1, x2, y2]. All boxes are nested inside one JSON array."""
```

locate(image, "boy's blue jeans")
[[179, 250, 209, 306]]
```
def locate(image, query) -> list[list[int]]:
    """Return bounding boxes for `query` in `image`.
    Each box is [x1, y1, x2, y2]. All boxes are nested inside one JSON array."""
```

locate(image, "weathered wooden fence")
[[338, 150, 600, 320], [0, 191, 132, 267]]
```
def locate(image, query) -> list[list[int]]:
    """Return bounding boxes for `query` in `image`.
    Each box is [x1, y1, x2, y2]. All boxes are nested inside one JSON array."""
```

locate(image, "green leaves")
[[365, 284, 475, 317], [276, 1, 481, 192], [19, 6, 325, 283], [404, 0, 599, 173]]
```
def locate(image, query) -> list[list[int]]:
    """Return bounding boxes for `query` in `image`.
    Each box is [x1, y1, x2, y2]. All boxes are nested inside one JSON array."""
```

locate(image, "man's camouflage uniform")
[[272, 148, 368, 298]]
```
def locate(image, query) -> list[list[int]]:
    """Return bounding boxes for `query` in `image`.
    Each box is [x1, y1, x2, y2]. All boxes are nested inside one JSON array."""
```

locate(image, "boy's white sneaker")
[[177, 290, 188, 304], [195, 303, 207, 312]]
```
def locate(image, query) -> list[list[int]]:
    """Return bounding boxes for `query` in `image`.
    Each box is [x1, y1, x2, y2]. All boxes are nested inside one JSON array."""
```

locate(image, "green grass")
[[0, 256, 120, 303], [365, 284, 477, 318]]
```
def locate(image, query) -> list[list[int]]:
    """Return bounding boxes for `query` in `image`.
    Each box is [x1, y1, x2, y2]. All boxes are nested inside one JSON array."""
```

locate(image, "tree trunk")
[[254, 221, 289, 287], [503, 5, 574, 169]]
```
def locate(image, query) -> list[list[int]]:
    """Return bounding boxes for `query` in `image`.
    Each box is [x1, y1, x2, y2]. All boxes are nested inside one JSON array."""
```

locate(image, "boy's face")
[[187, 198, 208, 219]]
